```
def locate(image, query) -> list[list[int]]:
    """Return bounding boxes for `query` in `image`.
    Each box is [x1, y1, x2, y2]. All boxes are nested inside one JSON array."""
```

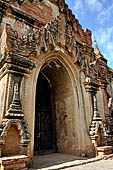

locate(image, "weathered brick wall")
[[0, 0, 113, 165]]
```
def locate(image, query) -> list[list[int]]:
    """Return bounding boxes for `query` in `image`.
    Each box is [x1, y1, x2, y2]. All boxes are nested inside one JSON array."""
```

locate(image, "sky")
[[65, 0, 113, 68]]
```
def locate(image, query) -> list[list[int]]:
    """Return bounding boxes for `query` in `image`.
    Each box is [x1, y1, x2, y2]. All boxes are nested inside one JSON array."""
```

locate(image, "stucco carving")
[[6, 82, 24, 118], [1, 14, 90, 60], [56, 101, 67, 143]]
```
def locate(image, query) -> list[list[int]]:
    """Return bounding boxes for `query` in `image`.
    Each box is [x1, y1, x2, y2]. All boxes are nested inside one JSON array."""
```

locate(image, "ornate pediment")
[[1, 14, 89, 58], [0, 0, 96, 79]]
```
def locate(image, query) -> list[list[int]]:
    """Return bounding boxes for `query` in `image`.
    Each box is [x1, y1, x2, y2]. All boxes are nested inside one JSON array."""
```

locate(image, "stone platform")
[[0, 152, 113, 170], [30, 153, 103, 170], [0, 155, 28, 170]]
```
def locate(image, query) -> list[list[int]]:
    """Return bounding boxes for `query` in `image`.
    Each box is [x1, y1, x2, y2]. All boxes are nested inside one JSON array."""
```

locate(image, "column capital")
[[84, 81, 100, 93], [0, 52, 36, 79]]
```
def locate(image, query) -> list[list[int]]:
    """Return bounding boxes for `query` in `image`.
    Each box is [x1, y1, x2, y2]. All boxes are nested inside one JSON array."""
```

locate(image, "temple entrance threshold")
[[31, 153, 87, 169]]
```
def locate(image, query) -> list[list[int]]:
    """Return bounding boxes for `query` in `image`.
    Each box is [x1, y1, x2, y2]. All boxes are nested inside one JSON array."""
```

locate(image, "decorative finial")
[[94, 39, 101, 56], [94, 39, 107, 62]]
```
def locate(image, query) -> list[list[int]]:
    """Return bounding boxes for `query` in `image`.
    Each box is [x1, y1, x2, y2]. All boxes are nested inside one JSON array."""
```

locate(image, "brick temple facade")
[[0, 0, 113, 169]]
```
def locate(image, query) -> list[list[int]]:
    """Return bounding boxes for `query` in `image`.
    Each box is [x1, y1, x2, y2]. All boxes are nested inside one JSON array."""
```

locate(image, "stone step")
[[0, 155, 28, 170], [96, 146, 113, 157]]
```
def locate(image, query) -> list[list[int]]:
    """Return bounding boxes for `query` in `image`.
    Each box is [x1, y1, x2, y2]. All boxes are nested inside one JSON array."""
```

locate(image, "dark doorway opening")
[[34, 72, 57, 155]]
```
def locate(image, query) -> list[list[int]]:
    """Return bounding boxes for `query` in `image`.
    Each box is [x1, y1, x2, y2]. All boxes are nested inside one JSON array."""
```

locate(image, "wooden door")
[[34, 73, 56, 154]]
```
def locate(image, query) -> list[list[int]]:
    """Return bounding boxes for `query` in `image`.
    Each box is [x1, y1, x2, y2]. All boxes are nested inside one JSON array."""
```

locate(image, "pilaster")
[[0, 52, 36, 156], [84, 80, 100, 118], [84, 80, 107, 147]]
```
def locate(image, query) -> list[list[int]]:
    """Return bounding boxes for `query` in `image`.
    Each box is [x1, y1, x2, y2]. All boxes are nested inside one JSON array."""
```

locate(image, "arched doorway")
[[34, 72, 57, 155], [34, 58, 76, 155]]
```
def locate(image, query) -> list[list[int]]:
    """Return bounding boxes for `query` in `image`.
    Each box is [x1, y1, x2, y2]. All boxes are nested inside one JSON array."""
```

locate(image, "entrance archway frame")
[[23, 49, 80, 158]]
